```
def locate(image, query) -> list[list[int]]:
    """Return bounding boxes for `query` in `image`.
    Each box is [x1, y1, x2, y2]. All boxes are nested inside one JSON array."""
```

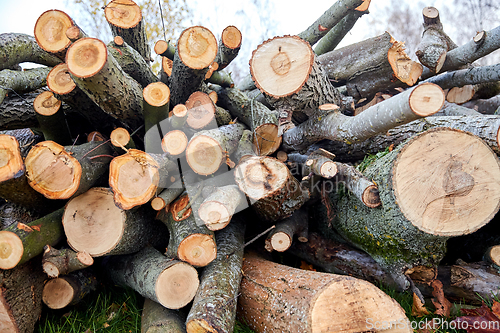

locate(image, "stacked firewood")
[[1, 0, 500, 332]]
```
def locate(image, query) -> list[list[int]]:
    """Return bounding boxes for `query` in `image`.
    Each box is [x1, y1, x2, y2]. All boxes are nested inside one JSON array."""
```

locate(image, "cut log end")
[[435, 52, 447, 73], [25, 141, 82, 199], [446, 85, 475, 105], [63, 188, 126, 256], [393, 128, 500, 236], [186, 319, 215, 333], [270, 232, 291, 252], [388, 37, 423, 86], [151, 197, 166, 211], [355, 0, 371, 11], [254, 123, 282, 156], [104, 0, 142, 29], [0, 135, 24, 183], [319, 161, 337, 178], [66, 26, 83, 42], [178, 26, 218, 70], [156, 261, 199, 309], [362, 185, 381, 208], [178, 234, 217, 267], [110, 127, 131, 148], [42, 262, 60, 278], [172, 104, 188, 118], [0, 231, 24, 269], [185, 91, 216, 129], [162, 57, 173, 77], [198, 201, 231, 231], [77, 251, 94, 266], [34, 91, 61, 116], [409, 83, 445, 116], [66, 38, 108, 78], [109, 150, 160, 210], [161, 130, 188, 156], [34, 9, 73, 53], [47, 63, 76, 95], [489, 245, 500, 266], [42, 278, 74, 309], [154, 40, 169, 55], [222, 25, 242, 49], [186, 135, 223, 175], [250, 35, 314, 98], [143, 82, 170, 107], [423, 6, 439, 21], [113, 36, 124, 46]]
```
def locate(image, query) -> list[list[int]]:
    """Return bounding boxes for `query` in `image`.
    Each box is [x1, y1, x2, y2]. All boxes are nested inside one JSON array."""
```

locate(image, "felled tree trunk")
[[141, 298, 186, 333], [237, 253, 410, 333], [318, 128, 500, 290], [42, 269, 97, 309], [42, 245, 93, 278], [25, 140, 113, 200], [104, 246, 199, 309], [62, 187, 169, 257], [186, 217, 245, 333], [0, 33, 61, 70], [104, 0, 151, 62], [143, 82, 170, 153], [34, 9, 74, 59], [0, 207, 64, 270], [0, 258, 46, 333]]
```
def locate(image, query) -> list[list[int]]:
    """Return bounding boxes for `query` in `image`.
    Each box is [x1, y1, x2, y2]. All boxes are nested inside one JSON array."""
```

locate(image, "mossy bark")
[[0, 67, 51, 105], [0, 33, 62, 70]]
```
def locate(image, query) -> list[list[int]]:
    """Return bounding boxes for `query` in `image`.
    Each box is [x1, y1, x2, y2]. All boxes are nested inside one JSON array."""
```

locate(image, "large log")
[[186, 217, 245, 333], [318, 128, 500, 290], [0, 33, 62, 70], [104, 246, 199, 309], [0, 90, 43, 130], [34, 9, 74, 60], [237, 253, 410, 333], [62, 187, 168, 257]]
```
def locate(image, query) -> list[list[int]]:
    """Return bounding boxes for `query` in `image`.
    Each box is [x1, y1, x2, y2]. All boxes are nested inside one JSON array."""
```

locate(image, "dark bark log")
[[0, 67, 51, 105], [42, 269, 97, 309], [426, 63, 500, 91], [463, 94, 500, 114], [0, 89, 44, 130], [0, 33, 62, 70], [0, 202, 40, 230]]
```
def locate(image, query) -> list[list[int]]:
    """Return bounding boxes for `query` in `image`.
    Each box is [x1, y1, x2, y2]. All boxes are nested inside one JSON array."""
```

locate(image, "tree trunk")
[[104, 246, 199, 309], [0, 207, 64, 270], [62, 187, 169, 257], [25, 140, 113, 200], [0, 33, 62, 70], [0, 258, 46, 333], [34, 9, 74, 59], [42, 269, 97, 309], [42, 245, 93, 278], [186, 217, 245, 333], [237, 253, 410, 333], [318, 128, 500, 290], [141, 298, 186, 333], [104, 0, 151, 62]]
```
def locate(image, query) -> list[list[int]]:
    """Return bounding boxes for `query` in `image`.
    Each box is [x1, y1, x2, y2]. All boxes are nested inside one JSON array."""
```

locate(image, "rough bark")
[[463, 94, 500, 114], [66, 37, 144, 130], [433, 102, 483, 117], [62, 187, 168, 257], [0, 202, 40, 230], [283, 83, 444, 151], [186, 217, 245, 333], [426, 63, 500, 90], [151, 186, 184, 211], [0, 89, 44, 130], [104, 0, 151, 62], [214, 25, 242, 70], [265, 208, 308, 252], [287, 152, 337, 179], [42, 245, 93, 278], [0, 33, 62, 70], [141, 298, 186, 333], [237, 253, 410, 333], [42, 269, 97, 309], [234, 129, 257, 164], [33, 91, 72, 145], [318, 128, 500, 290], [0, 67, 51, 106], [104, 246, 199, 309], [0, 258, 46, 333], [0, 207, 64, 270]]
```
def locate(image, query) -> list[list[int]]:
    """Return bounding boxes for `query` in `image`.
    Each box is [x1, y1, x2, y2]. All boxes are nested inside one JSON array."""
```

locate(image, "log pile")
[[1, 1, 500, 332]]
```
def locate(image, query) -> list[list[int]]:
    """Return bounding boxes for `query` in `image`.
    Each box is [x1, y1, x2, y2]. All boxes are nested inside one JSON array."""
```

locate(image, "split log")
[[157, 194, 217, 267], [214, 25, 242, 70], [283, 83, 445, 152], [185, 91, 216, 130], [234, 156, 309, 222], [0, 33, 62, 70], [25, 140, 113, 200], [141, 298, 186, 333], [0, 89, 43, 130], [265, 208, 308, 252], [309, 114, 500, 160], [0, 258, 46, 333], [0, 207, 64, 270], [33, 91, 72, 145], [66, 37, 144, 130], [297, 0, 366, 46], [42, 269, 97, 309], [104, 246, 199, 309], [42, 245, 93, 278], [186, 217, 245, 333], [143, 82, 170, 153], [34, 9, 74, 59], [108, 36, 157, 89], [62, 187, 168, 256], [317, 32, 423, 100], [198, 184, 246, 230], [415, 7, 456, 73], [0, 67, 51, 105], [109, 149, 177, 210], [0, 134, 50, 209], [104, 0, 151, 62], [185, 122, 245, 175], [237, 253, 410, 333], [213, 86, 281, 155], [169, 26, 218, 106], [319, 128, 500, 290], [421, 25, 500, 80]]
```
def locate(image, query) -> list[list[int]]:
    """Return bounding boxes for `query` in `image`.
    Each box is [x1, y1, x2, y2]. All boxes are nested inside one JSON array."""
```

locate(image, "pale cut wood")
[[65, 26, 86, 42], [253, 123, 282, 156], [42, 270, 97, 309], [34, 91, 72, 145], [238, 253, 410, 333], [185, 91, 216, 129], [198, 185, 245, 230], [0, 135, 24, 183], [151, 186, 184, 211], [178, 26, 218, 70], [447, 85, 475, 104], [110, 127, 135, 149], [335, 162, 381, 208], [265, 208, 308, 252], [42, 246, 93, 278], [34, 9, 73, 58], [484, 245, 500, 270], [47, 63, 75, 95], [161, 130, 188, 156], [154, 40, 176, 59], [215, 25, 242, 70]]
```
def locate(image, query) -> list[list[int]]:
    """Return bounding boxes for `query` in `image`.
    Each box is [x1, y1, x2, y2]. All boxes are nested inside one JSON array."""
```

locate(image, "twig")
[[244, 225, 275, 248]]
